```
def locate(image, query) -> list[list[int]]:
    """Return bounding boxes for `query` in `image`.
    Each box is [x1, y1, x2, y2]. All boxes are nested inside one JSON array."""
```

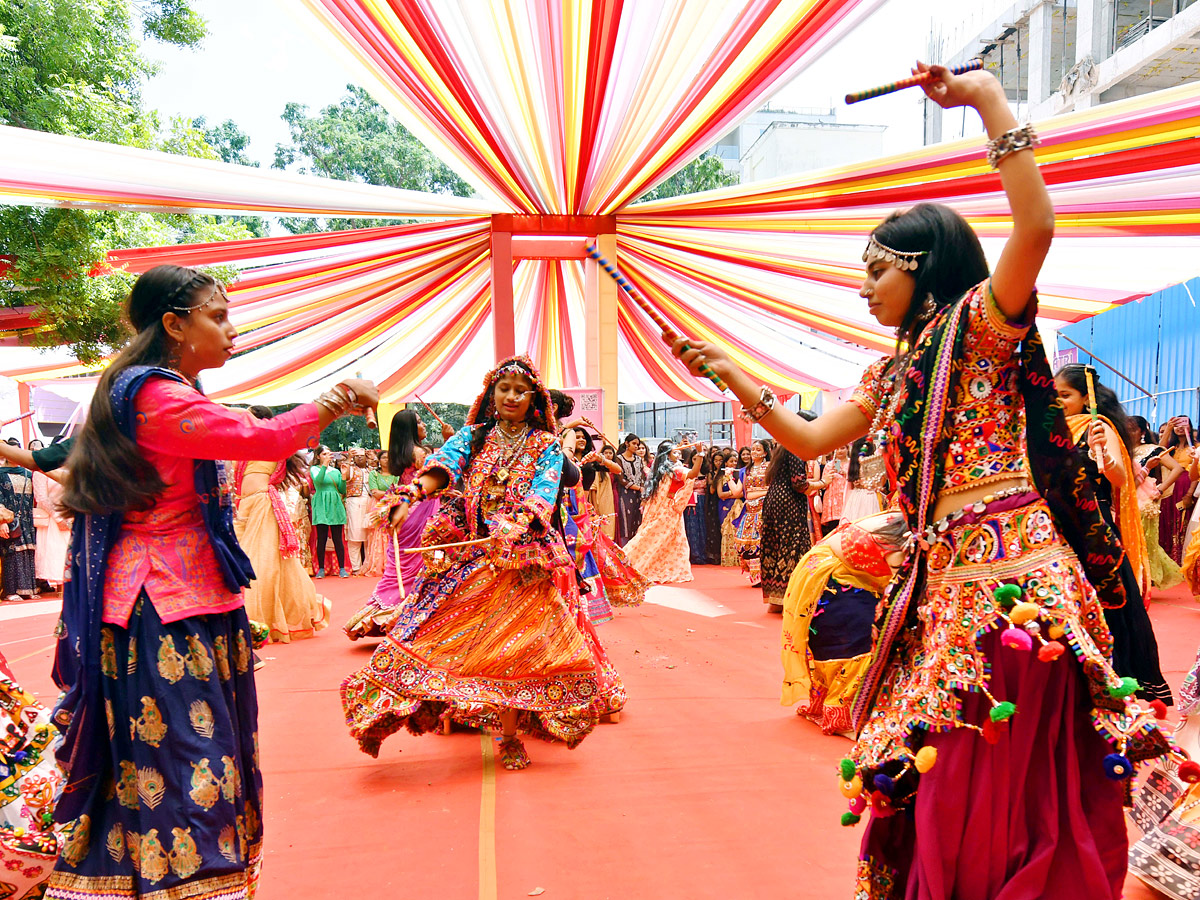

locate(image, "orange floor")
[[4, 568, 1198, 899]]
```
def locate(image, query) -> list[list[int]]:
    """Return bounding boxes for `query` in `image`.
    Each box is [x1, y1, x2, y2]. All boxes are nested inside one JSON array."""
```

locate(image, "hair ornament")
[[863, 236, 928, 272]]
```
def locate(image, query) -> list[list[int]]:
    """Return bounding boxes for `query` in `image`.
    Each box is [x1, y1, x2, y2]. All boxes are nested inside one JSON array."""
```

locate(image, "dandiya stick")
[[1085, 367, 1106, 472], [402, 537, 490, 555], [414, 393, 449, 429], [584, 242, 728, 393], [354, 371, 378, 430], [0, 410, 35, 428], [845, 58, 984, 105], [392, 528, 406, 601]]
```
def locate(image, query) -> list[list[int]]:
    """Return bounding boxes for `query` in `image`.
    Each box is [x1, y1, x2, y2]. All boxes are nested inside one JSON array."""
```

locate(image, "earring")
[[167, 341, 182, 369], [919, 293, 936, 319]]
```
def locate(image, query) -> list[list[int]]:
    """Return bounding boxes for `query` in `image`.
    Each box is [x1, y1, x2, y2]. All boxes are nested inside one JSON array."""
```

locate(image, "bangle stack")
[[314, 384, 355, 418], [739, 386, 777, 423], [986, 123, 1040, 169]]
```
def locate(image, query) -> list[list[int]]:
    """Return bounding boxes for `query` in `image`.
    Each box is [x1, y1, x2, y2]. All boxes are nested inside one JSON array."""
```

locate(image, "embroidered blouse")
[[850, 280, 1033, 496], [102, 377, 321, 626], [417, 424, 572, 572]]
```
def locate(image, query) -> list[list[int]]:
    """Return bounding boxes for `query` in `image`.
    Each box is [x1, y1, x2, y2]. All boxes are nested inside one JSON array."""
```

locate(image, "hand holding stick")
[[845, 58, 983, 104]]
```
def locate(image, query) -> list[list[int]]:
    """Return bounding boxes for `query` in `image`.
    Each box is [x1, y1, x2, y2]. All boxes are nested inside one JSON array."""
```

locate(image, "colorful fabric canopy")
[[1, 4, 1198, 405], [0, 124, 492, 217]]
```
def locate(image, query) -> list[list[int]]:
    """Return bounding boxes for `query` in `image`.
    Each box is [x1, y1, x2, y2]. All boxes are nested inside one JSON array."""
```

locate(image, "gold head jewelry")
[[863, 235, 928, 272]]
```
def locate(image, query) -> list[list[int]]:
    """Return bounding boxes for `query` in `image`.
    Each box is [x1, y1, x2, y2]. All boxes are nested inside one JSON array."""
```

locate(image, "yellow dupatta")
[[1067, 414, 1149, 597]]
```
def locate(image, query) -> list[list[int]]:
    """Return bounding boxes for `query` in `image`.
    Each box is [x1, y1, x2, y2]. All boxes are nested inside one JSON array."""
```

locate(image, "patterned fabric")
[[419, 426, 570, 572], [822, 454, 848, 524], [849, 282, 1033, 497], [0, 467, 36, 599], [44, 596, 263, 900], [1161, 447, 1195, 564], [0, 665, 62, 900], [589, 527, 649, 608], [234, 462, 331, 644], [735, 463, 768, 583], [614, 455, 644, 545], [341, 406, 604, 753], [851, 497, 1166, 774], [1129, 767, 1200, 900], [781, 539, 888, 736], [621, 475, 695, 584], [1067, 423, 1172, 704], [759, 453, 811, 603], [102, 378, 319, 626], [851, 280, 1130, 732]]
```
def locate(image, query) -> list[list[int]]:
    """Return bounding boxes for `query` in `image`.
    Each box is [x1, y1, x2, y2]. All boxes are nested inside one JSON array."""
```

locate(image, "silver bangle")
[[986, 123, 1040, 169]]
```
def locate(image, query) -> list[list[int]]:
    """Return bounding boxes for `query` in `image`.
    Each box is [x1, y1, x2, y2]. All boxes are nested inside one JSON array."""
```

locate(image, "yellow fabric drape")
[[1066, 414, 1149, 596]]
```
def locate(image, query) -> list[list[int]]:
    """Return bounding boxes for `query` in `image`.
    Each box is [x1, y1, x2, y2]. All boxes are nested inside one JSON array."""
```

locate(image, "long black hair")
[[387, 409, 423, 475], [870, 203, 991, 350], [1129, 415, 1157, 445], [1054, 364, 1136, 453], [1164, 416, 1196, 451], [572, 428, 602, 490], [847, 437, 874, 483], [643, 447, 681, 500], [63, 265, 220, 515]]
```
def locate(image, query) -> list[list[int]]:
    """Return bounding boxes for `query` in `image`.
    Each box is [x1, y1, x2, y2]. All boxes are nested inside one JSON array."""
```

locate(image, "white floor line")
[[644, 586, 732, 618], [0, 598, 62, 623]]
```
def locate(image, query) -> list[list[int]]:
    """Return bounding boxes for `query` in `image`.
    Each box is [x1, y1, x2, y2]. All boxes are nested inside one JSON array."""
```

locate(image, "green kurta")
[[310, 465, 348, 525]]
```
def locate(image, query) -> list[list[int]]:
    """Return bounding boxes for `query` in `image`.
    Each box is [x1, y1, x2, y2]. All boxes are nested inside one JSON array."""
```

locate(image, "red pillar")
[[17, 381, 32, 446], [490, 231, 516, 361]]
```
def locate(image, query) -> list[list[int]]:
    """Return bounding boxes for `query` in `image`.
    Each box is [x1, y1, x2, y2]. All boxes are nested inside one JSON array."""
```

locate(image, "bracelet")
[[739, 386, 776, 423], [314, 386, 352, 418], [986, 123, 1040, 169]]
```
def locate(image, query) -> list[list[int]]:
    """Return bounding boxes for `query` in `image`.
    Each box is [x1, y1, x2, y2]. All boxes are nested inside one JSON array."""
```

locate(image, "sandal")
[[497, 734, 530, 770]]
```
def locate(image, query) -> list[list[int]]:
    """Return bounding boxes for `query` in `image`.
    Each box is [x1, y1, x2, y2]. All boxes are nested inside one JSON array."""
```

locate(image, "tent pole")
[[490, 230, 516, 360], [585, 233, 620, 440], [17, 381, 32, 446]]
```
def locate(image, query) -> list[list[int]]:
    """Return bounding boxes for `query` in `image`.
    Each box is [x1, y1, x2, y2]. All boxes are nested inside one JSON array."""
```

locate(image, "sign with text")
[[1052, 347, 1078, 371]]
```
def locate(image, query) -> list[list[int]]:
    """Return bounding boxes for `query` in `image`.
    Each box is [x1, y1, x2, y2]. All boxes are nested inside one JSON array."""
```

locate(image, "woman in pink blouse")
[[46, 265, 377, 900]]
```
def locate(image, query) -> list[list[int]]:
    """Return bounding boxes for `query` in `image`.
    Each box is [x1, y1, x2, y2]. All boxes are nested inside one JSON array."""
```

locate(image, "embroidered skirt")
[[850, 498, 1166, 899], [45, 596, 263, 900], [341, 558, 603, 755]]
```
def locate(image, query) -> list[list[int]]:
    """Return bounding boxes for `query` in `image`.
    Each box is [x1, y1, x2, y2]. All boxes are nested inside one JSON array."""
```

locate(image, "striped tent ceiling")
[[2, 0, 1199, 403]]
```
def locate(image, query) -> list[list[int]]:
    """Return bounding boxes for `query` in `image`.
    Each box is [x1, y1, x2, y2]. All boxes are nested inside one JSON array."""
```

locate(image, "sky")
[[139, 0, 1019, 175]]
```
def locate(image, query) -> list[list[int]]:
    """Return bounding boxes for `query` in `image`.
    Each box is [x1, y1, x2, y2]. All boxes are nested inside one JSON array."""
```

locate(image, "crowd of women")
[[3, 62, 1200, 900]]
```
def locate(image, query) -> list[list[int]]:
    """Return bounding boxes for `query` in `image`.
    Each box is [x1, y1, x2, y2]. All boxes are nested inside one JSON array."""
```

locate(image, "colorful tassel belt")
[[916, 486, 1038, 551]]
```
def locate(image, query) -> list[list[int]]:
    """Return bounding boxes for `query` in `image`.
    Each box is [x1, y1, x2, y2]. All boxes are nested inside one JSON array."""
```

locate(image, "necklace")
[[497, 419, 528, 438], [492, 424, 530, 483]]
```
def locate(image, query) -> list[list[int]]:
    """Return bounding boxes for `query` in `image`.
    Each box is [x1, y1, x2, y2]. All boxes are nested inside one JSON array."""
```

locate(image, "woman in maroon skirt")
[[670, 63, 1173, 899]]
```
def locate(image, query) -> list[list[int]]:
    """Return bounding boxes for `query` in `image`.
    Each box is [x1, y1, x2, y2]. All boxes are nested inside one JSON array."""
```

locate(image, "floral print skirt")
[[46, 595, 263, 900]]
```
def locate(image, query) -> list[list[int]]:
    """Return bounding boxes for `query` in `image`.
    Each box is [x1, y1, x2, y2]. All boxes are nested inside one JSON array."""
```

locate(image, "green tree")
[[272, 85, 473, 234], [635, 153, 739, 203], [194, 116, 258, 167], [0, 0, 211, 363]]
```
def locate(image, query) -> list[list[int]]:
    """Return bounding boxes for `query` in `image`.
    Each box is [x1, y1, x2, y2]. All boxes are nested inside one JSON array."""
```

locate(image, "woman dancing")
[[670, 64, 1170, 899], [1160, 416, 1198, 564], [340, 356, 605, 771], [1054, 364, 1171, 704], [233, 407, 331, 644], [344, 411, 439, 640], [46, 264, 376, 900], [622, 443, 704, 584]]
